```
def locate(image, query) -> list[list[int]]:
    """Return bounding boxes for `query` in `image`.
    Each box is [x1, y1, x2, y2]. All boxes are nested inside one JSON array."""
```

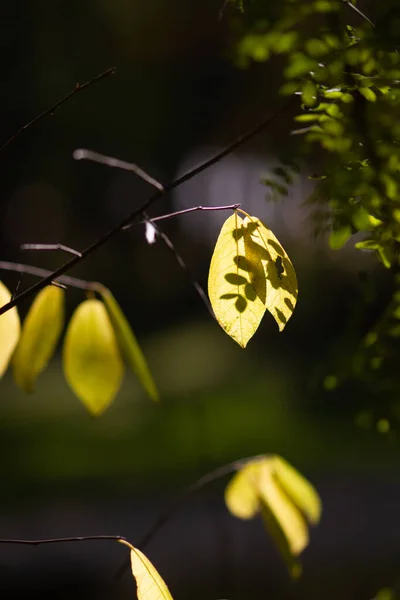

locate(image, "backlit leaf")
[[63, 298, 124, 415], [225, 455, 321, 577], [208, 212, 267, 348], [99, 286, 159, 402], [242, 215, 298, 331], [119, 540, 174, 600], [12, 286, 64, 392], [272, 456, 322, 525], [0, 281, 20, 378]]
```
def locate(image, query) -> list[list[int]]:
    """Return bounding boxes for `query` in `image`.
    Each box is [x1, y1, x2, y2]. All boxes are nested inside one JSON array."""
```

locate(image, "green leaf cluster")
[[231, 0, 400, 391]]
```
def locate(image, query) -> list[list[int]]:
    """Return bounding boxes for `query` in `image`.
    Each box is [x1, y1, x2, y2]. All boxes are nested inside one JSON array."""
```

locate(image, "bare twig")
[[112, 455, 263, 583], [127, 203, 241, 230], [0, 260, 97, 291], [0, 67, 116, 157], [142, 211, 214, 317], [73, 149, 164, 192], [0, 535, 126, 546], [0, 98, 296, 317], [343, 0, 375, 27], [21, 244, 82, 257]]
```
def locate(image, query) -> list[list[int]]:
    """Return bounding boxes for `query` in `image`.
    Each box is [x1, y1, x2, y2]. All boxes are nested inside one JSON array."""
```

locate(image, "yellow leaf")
[[272, 456, 321, 525], [224, 455, 321, 577], [63, 299, 124, 416], [208, 212, 267, 348], [0, 281, 20, 378], [224, 461, 263, 520], [12, 286, 65, 392], [98, 286, 159, 401], [119, 540, 174, 600], [242, 215, 298, 331]]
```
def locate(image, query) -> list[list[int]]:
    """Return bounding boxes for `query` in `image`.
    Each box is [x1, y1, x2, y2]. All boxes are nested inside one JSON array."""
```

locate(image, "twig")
[[126, 203, 241, 230], [0, 456, 264, 584], [21, 244, 82, 257], [0, 67, 116, 157], [0, 98, 296, 317], [0, 261, 97, 292], [142, 211, 214, 318], [73, 149, 164, 192], [112, 455, 263, 583], [0, 535, 126, 546], [342, 0, 375, 28]]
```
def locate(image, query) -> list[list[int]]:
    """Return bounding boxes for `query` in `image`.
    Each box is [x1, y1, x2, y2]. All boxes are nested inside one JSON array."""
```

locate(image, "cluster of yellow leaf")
[[225, 455, 321, 578], [0, 281, 158, 415], [208, 212, 298, 347], [116, 455, 322, 600]]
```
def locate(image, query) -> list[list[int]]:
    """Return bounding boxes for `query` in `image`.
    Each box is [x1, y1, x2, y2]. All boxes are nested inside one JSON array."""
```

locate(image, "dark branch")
[[74, 149, 164, 191], [21, 244, 82, 257], [0, 535, 126, 546], [0, 66, 116, 157], [0, 98, 296, 316], [0, 261, 97, 291], [112, 455, 264, 583]]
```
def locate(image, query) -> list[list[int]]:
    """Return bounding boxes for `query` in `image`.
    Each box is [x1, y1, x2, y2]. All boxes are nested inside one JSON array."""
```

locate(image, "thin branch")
[[142, 212, 214, 318], [0, 67, 116, 157], [112, 455, 264, 583], [0, 535, 126, 547], [21, 244, 82, 257], [0, 98, 296, 317], [126, 203, 241, 230], [0, 261, 97, 292], [74, 149, 164, 192], [342, 0, 375, 28], [0, 455, 264, 582]]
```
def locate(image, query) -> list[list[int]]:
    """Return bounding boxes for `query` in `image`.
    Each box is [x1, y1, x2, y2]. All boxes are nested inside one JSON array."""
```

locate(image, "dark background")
[[1, 1, 399, 599]]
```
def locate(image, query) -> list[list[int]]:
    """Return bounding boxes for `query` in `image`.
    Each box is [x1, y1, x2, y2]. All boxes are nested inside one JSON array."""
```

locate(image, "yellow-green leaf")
[[225, 455, 321, 577], [272, 456, 321, 525], [119, 540, 174, 600], [208, 212, 267, 348], [0, 281, 20, 378], [98, 286, 159, 401], [63, 298, 124, 416], [242, 215, 298, 331], [12, 286, 65, 392]]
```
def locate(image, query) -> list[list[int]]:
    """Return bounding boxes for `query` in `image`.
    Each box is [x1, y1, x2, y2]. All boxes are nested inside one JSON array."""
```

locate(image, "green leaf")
[[208, 212, 267, 348], [63, 298, 124, 416], [355, 239, 380, 250], [0, 281, 20, 378], [119, 540, 174, 600], [242, 215, 298, 331], [12, 286, 65, 392], [225, 455, 321, 577], [329, 225, 352, 249], [99, 286, 159, 402]]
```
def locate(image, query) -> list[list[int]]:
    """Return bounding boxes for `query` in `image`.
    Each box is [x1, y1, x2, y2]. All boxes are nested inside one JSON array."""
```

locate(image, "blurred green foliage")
[[225, 0, 400, 424]]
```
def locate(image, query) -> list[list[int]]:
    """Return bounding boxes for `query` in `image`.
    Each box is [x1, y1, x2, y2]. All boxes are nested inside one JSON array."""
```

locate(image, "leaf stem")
[[127, 203, 241, 230]]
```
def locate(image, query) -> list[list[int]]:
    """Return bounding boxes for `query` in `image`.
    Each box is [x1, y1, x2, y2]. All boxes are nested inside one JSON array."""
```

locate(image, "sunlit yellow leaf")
[[98, 286, 159, 402], [242, 216, 298, 331], [0, 281, 20, 378], [225, 455, 321, 577], [12, 286, 64, 392], [272, 456, 321, 525], [224, 460, 263, 519], [119, 540, 174, 600], [208, 212, 267, 347], [63, 298, 124, 416]]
